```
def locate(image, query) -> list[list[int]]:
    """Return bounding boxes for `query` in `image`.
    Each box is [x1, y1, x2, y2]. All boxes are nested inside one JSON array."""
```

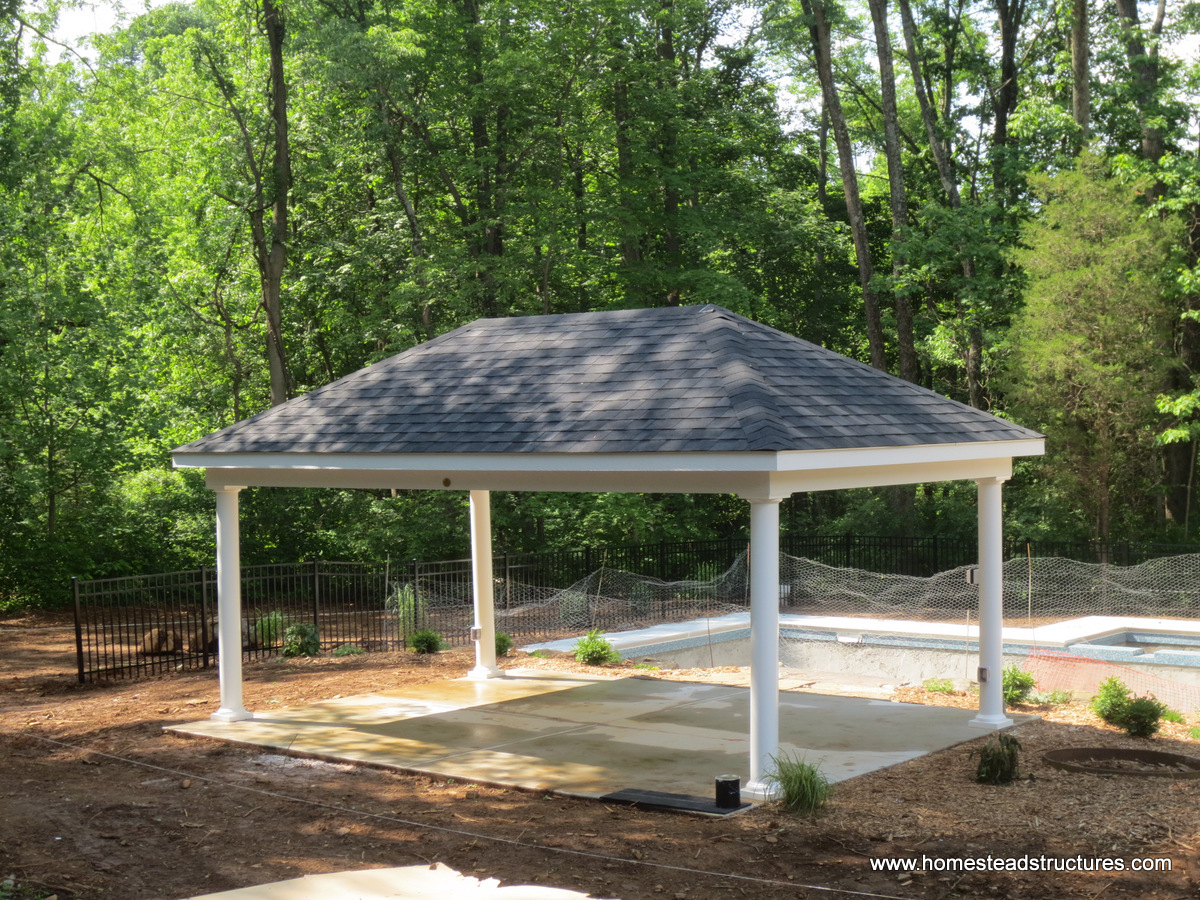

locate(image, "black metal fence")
[[72, 534, 1200, 682]]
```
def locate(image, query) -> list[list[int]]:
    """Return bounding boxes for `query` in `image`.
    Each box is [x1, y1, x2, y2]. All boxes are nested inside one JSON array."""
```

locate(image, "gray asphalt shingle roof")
[[174, 305, 1041, 456]]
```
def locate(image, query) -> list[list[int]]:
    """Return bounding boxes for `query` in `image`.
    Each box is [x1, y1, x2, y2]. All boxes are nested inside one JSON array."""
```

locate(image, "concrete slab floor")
[[166, 669, 1030, 802], [186, 862, 611, 900]]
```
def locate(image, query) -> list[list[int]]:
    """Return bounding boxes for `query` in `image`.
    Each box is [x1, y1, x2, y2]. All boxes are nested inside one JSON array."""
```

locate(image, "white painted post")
[[212, 485, 251, 722], [468, 490, 503, 680], [744, 497, 782, 800], [971, 476, 1013, 729]]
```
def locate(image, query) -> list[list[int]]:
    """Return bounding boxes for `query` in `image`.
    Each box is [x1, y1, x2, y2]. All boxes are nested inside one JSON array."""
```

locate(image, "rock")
[[141, 628, 183, 656]]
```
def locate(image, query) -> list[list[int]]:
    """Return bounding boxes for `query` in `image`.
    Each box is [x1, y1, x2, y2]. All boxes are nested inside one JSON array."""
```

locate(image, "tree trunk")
[[262, 0, 290, 406], [1070, 0, 1090, 139], [867, 0, 918, 385], [897, 0, 959, 206], [991, 0, 1026, 200], [801, 0, 887, 372], [1114, 0, 1166, 164], [658, 2, 682, 303]]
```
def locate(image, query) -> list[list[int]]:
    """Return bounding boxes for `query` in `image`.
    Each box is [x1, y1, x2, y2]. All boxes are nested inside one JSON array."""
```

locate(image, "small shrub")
[[333, 644, 364, 657], [1189, 726, 1200, 740], [634, 662, 660, 670], [767, 751, 832, 814], [923, 678, 955, 694], [409, 629, 445, 654], [1161, 707, 1185, 724], [1118, 696, 1167, 737], [573, 629, 621, 665], [282, 622, 320, 658], [1002, 665, 1036, 706], [254, 610, 285, 648], [974, 733, 1021, 785], [528, 649, 549, 659], [495, 632, 515, 657], [1091, 676, 1131, 724]]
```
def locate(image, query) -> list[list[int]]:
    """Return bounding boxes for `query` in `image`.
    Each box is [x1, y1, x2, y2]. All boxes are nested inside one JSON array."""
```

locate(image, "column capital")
[[211, 484, 247, 493], [742, 495, 784, 505], [974, 475, 1008, 486]]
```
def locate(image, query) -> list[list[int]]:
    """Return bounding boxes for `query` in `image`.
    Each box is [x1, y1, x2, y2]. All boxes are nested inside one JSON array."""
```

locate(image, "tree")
[[1005, 157, 1178, 539]]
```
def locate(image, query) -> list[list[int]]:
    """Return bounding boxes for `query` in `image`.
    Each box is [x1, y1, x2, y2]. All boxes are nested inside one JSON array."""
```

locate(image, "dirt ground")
[[2, 611, 1199, 900]]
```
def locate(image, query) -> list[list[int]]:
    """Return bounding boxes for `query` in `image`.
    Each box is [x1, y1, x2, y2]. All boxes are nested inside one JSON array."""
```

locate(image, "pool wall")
[[522, 613, 1200, 687]]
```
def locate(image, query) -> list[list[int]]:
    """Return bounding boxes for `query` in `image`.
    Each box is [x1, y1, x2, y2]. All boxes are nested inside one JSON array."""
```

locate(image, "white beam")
[[468, 490, 503, 680], [744, 498, 782, 801], [212, 486, 252, 722], [971, 476, 1013, 729]]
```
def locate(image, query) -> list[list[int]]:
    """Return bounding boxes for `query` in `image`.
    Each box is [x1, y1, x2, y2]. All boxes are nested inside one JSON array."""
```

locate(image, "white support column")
[[971, 476, 1013, 729], [212, 485, 252, 722], [468, 490, 503, 680], [744, 497, 782, 801]]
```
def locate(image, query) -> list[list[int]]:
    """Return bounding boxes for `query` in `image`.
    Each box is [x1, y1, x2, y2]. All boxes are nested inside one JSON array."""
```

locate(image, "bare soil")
[[2, 613, 1199, 900]]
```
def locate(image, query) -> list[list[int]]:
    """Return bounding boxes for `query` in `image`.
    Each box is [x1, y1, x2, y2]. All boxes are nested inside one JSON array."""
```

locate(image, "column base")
[[968, 713, 1014, 729], [467, 665, 504, 681], [741, 779, 779, 803], [211, 706, 253, 723]]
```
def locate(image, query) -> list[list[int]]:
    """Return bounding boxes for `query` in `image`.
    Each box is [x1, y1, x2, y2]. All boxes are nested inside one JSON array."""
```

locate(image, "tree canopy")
[[3, 0, 1200, 607]]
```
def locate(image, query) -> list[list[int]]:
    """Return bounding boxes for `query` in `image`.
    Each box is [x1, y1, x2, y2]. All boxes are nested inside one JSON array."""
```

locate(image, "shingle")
[[174, 305, 1042, 457]]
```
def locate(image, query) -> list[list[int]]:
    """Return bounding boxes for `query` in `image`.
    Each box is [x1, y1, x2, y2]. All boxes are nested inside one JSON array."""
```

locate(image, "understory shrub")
[[767, 752, 832, 813], [573, 629, 621, 665], [495, 632, 514, 657], [1119, 696, 1168, 737], [409, 629, 445, 654], [1002, 665, 1036, 706], [974, 733, 1021, 785], [333, 644, 364, 657], [254, 610, 285, 648], [1091, 677, 1131, 724], [1090, 677, 1167, 737], [282, 622, 320, 657]]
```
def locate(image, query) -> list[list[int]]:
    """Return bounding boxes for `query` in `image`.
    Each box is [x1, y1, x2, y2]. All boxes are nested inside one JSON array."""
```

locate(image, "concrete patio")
[[167, 669, 1028, 802]]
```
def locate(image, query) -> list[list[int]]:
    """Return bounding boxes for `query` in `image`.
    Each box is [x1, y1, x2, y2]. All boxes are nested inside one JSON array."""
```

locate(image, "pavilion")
[[171, 304, 1044, 799]]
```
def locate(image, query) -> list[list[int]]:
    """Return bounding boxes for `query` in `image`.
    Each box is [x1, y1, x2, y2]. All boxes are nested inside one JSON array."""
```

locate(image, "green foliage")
[[495, 632, 514, 658], [766, 752, 832, 814], [332, 644, 364, 657], [1004, 156, 1180, 541], [387, 583, 422, 641], [1090, 677, 1168, 737], [1189, 727, 1200, 741], [1118, 696, 1168, 738], [528, 650, 549, 659], [1002, 666, 1037, 706], [633, 662, 660, 670], [923, 678, 955, 694], [974, 734, 1022, 785], [572, 629, 621, 666], [408, 629, 444, 654], [254, 611, 285, 648], [1160, 707, 1185, 725], [1091, 677, 1132, 725], [282, 622, 321, 658]]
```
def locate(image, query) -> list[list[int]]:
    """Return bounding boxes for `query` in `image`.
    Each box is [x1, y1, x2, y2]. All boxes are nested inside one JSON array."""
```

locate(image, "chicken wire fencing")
[[73, 547, 1200, 685]]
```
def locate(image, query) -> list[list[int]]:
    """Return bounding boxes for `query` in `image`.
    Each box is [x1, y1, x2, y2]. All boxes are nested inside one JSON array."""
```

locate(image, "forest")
[[1, 0, 1199, 608]]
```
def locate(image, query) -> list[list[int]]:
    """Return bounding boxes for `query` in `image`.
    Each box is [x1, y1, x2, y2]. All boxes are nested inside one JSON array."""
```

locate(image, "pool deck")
[[167, 668, 1028, 803]]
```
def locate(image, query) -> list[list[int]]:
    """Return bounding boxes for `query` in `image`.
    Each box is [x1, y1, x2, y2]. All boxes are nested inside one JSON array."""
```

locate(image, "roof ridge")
[[696, 308, 795, 451]]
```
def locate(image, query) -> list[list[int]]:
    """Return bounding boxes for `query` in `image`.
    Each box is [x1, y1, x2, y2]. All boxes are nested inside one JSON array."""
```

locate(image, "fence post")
[[504, 553, 511, 610], [659, 540, 667, 581], [200, 566, 211, 669], [312, 559, 321, 645], [411, 558, 420, 636], [72, 577, 85, 684]]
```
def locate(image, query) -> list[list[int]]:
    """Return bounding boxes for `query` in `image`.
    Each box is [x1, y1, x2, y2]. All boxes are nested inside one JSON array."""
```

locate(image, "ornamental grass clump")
[[1002, 665, 1036, 706], [767, 751, 832, 814], [409, 629, 445, 654]]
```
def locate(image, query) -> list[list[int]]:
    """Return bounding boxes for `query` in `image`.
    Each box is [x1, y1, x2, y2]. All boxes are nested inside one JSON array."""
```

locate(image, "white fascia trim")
[[172, 439, 1043, 476]]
